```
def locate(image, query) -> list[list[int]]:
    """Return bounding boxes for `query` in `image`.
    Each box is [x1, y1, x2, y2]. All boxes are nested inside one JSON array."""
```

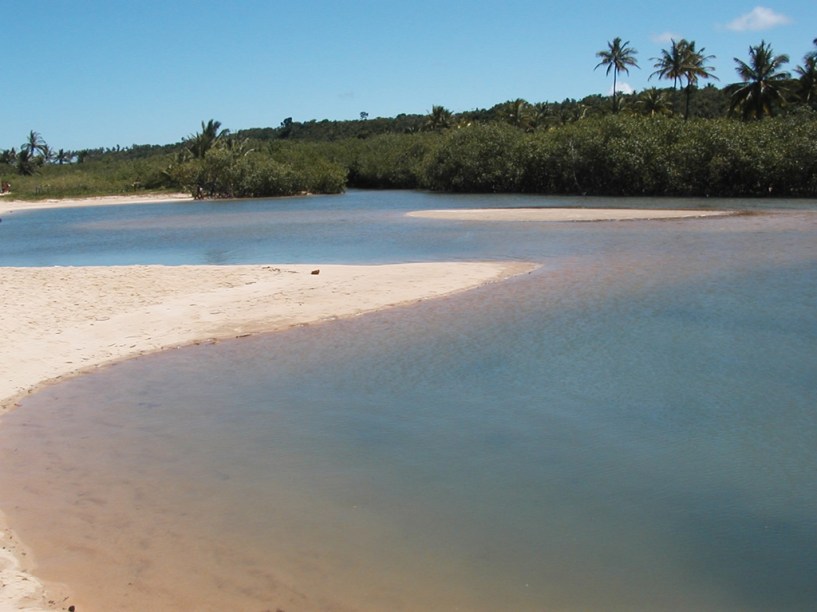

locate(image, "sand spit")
[[0, 262, 537, 415], [0, 260, 535, 610], [0, 193, 194, 215], [407, 208, 734, 222]]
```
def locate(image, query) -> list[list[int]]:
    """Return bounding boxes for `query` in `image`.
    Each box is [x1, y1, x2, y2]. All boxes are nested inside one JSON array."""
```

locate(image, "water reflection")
[[0, 193, 816, 610]]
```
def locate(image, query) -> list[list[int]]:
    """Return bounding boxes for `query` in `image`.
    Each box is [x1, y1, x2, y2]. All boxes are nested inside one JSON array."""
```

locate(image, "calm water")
[[1, 192, 816, 610], [0, 190, 810, 267]]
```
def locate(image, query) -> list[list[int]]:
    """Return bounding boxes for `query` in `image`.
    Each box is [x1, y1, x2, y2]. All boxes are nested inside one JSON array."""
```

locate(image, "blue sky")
[[2, 1, 815, 151]]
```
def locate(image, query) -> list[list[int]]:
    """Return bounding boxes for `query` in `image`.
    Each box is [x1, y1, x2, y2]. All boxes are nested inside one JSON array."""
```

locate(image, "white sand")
[[407, 208, 734, 222], [0, 260, 535, 610], [0, 193, 194, 215]]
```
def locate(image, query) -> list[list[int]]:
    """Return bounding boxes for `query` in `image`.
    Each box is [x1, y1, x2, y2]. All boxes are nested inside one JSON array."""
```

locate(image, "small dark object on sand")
[[311, 269, 320, 275]]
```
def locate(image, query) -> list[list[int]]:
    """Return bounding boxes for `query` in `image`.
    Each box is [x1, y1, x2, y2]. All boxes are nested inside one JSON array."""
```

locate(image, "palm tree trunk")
[[612, 71, 618, 112]]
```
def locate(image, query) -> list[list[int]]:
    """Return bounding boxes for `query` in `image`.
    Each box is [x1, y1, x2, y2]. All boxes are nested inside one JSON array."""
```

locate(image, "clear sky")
[[2, 1, 815, 151]]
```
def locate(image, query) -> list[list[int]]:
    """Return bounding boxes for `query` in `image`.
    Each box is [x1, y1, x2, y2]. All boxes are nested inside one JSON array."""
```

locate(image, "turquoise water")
[[1, 193, 816, 610]]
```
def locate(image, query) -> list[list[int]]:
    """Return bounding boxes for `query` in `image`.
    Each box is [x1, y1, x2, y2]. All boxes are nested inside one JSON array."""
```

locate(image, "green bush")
[[420, 123, 524, 192], [165, 145, 345, 198]]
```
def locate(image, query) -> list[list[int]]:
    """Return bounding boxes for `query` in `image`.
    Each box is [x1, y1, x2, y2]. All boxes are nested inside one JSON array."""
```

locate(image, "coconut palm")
[[610, 93, 630, 114], [650, 39, 687, 90], [0, 148, 16, 165], [187, 119, 229, 159], [679, 41, 718, 120], [651, 39, 718, 119], [794, 39, 817, 107], [494, 99, 532, 128], [729, 40, 790, 120], [595, 37, 639, 113], [425, 105, 453, 131], [39, 143, 54, 164], [21, 130, 47, 158], [635, 88, 673, 117], [795, 57, 817, 107], [55, 149, 74, 165], [15, 149, 37, 175]]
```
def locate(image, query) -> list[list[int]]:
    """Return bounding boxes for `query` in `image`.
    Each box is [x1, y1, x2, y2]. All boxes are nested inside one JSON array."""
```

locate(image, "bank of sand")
[[0, 261, 535, 610], [407, 208, 734, 222], [0, 192, 194, 215]]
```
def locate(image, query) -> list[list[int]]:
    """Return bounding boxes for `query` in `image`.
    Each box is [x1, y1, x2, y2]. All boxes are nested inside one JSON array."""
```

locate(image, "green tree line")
[[329, 114, 817, 197], [3, 37, 816, 199]]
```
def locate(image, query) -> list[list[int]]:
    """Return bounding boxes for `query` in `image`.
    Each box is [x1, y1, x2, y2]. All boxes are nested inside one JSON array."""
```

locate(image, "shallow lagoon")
[[1, 192, 816, 610], [1, 190, 811, 267]]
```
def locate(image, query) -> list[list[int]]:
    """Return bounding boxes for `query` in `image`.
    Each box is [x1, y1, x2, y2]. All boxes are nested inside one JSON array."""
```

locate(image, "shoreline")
[[1, 263, 537, 413], [0, 260, 536, 610], [406, 208, 737, 222], [0, 193, 194, 215], [1, 192, 741, 222]]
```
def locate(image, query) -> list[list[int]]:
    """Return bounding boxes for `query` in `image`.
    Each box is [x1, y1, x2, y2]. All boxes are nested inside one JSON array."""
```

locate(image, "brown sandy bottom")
[[1, 374, 491, 612], [0, 261, 535, 611]]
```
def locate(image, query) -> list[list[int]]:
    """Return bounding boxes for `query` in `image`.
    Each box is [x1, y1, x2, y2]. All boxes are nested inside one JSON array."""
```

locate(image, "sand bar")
[[0, 260, 534, 610], [0, 192, 194, 215], [407, 208, 734, 222]]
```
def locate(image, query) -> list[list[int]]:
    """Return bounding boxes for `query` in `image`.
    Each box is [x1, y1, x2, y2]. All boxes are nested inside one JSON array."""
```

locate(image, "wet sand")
[[0, 260, 535, 610]]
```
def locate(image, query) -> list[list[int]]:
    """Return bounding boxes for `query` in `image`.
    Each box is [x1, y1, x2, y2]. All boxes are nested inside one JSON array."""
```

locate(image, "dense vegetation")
[[2, 38, 816, 200]]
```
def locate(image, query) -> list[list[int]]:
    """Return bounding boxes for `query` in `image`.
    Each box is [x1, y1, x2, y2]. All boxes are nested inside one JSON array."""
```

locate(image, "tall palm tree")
[[650, 39, 686, 90], [651, 39, 718, 119], [39, 143, 54, 164], [728, 40, 790, 120], [679, 41, 718, 120], [21, 130, 47, 158], [595, 37, 639, 113]]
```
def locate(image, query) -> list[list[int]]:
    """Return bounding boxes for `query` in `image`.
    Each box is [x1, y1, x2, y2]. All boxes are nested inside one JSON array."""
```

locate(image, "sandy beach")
[[407, 208, 734, 222], [0, 193, 194, 216], [0, 259, 535, 610]]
